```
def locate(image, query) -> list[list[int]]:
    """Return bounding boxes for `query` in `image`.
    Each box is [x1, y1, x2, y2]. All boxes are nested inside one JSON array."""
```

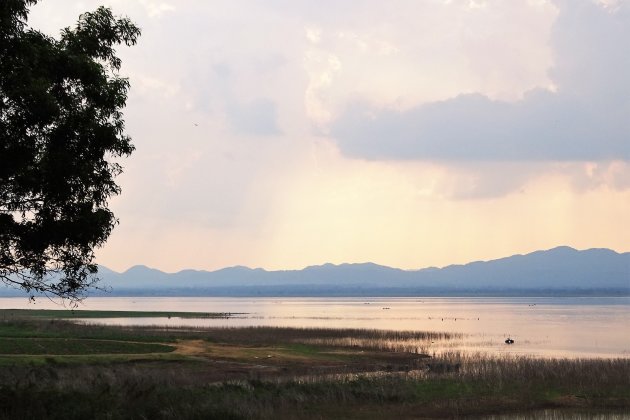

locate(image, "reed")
[[0, 317, 627, 419], [1, 355, 628, 419]]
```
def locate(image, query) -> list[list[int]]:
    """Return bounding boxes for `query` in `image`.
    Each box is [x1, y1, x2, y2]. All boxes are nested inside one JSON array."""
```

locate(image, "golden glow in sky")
[[29, 0, 630, 272]]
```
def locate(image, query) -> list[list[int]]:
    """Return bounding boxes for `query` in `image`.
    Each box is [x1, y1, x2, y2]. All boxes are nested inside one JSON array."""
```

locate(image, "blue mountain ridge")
[[94, 246, 629, 294]]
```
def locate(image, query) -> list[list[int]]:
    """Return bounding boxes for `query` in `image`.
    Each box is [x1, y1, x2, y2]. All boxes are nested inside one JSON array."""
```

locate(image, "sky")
[[28, 0, 630, 273]]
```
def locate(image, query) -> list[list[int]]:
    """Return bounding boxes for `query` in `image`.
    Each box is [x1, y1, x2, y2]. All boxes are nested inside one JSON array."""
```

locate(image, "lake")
[[1, 296, 628, 359]]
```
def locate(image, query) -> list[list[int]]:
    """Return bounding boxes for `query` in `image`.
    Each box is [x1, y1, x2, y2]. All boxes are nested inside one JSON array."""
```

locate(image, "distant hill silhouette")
[[85, 246, 629, 296], [1, 246, 626, 297]]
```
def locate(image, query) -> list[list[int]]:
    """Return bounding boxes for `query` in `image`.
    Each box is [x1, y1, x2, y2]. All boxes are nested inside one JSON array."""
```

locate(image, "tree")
[[0, 1, 140, 302]]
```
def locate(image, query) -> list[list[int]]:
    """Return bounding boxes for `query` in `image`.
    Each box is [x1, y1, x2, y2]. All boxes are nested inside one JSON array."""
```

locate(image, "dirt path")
[[173, 339, 208, 356]]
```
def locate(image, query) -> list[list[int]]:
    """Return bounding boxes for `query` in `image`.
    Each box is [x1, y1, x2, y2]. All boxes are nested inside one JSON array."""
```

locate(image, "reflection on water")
[[1, 296, 628, 358]]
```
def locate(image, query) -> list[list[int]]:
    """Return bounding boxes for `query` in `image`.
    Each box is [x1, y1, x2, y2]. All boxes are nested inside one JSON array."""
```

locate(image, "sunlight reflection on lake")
[[1, 296, 628, 359]]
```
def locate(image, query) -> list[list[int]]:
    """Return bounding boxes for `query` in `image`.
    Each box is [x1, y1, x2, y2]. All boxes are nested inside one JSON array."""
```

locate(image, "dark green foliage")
[[0, 337, 173, 355], [0, 1, 139, 301]]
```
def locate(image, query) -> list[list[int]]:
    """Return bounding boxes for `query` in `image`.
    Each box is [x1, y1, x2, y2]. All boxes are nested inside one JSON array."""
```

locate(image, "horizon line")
[[97, 245, 628, 275]]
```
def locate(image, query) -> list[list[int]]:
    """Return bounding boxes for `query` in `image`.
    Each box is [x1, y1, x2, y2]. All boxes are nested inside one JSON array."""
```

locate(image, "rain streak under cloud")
[[28, 0, 630, 272]]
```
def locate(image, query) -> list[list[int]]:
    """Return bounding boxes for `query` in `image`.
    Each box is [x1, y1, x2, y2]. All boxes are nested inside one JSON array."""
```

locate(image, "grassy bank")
[[0, 314, 628, 419], [0, 309, 237, 319]]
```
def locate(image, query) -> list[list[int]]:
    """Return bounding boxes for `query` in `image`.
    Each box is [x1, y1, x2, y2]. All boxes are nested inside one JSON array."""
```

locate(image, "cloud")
[[226, 98, 282, 136], [27, 0, 630, 272], [138, 0, 175, 18], [330, 0, 630, 162]]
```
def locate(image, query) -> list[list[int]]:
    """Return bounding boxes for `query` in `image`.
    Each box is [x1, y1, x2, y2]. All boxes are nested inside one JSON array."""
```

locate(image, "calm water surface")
[[1, 296, 628, 358]]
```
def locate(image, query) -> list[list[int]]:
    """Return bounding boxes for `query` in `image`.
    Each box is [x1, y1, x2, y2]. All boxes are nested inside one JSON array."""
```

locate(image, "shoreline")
[[0, 315, 628, 418]]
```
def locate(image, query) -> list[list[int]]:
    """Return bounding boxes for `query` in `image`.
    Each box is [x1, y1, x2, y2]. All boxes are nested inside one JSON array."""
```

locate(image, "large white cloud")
[[331, 0, 630, 162], [24, 0, 630, 270]]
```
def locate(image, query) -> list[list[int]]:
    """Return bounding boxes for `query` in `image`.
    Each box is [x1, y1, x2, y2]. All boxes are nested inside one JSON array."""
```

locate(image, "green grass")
[[413, 378, 477, 401], [281, 342, 325, 357], [0, 309, 236, 319], [0, 318, 189, 343], [0, 352, 191, 367], [0, 338, 174, 355], [0, 318, 176, 366]]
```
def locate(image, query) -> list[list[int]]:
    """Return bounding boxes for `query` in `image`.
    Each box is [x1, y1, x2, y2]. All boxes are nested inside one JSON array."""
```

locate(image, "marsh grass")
[[0, 317, 628, 419], [297, 336, 440, 354], [180, 325, 461, 347], [204, 326, 464, 355], [2, 317, 458, 339], [0, 355, 628, 419]]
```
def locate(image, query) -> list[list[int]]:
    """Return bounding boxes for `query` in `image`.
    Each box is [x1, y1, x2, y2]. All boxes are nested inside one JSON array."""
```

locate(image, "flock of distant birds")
[[375, 303, 518, 345]]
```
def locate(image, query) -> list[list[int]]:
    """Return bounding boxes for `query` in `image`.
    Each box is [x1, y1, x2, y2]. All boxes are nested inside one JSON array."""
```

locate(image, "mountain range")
[[1, 246, 627, 297], [90, 246, 629, 296]]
